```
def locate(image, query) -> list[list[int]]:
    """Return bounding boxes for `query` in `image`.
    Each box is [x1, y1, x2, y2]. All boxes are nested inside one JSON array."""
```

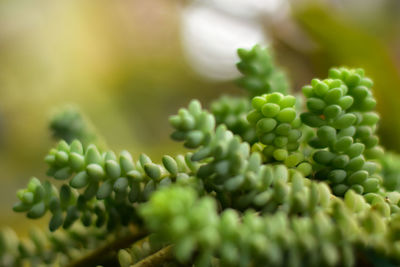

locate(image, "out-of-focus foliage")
[[49, 106, 101, 148], [381, 152, 400, 192]]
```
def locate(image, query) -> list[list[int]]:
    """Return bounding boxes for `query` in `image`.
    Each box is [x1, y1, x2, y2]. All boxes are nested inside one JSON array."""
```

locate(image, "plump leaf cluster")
[[300, 68, 382, 196], [213, 45, 291, 146], [236, 45, 289, 97], [14, 139, 201, 232], [171, 101, 323, 213], [5, 44, 400, 267], [329, 68, 382, 158], [247, 93, 312, 174]]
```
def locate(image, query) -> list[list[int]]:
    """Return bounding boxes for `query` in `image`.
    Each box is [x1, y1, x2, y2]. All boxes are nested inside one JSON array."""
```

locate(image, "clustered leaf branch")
[[2, 44, 400, 267]]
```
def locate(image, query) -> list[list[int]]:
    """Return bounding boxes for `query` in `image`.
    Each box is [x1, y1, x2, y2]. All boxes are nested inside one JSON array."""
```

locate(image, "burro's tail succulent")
[[3, 45, 400, 267]]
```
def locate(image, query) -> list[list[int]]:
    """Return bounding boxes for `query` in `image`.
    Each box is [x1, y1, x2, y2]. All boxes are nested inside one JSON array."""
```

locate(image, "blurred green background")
[[1, 0, 399, 233]]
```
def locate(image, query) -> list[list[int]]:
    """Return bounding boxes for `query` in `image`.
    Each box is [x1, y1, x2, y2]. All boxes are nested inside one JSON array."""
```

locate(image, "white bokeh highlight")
[[180, 0, 288, 81]]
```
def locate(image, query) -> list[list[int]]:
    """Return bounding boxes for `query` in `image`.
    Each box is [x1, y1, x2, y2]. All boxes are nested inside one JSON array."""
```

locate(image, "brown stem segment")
[[66, 226, 148, 267], [131, 245, 174, 267]]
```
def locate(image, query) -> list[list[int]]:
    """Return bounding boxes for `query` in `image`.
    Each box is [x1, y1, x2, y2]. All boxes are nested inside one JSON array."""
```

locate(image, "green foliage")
[[247, 93, 311, 173], [300, 67, 382, 196], [50, 106, 99, 147], [0, 225, 107, 266], [211, 96, 257, 144], [381, 152, 400, 191], [171, 100, 320, 212], [14, 139, 201, 232], [210, 45, 290, 146], [4, 45, 400, 267], [139, 185, 400, 267], [236, 45, 289, 97]]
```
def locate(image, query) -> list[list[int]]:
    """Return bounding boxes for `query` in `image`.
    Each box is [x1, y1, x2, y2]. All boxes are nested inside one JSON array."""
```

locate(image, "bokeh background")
[[1, 0, 400, 232]]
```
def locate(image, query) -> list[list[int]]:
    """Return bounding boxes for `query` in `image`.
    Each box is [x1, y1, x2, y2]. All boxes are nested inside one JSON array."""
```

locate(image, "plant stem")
[[67, 226, 148, 267], [131, 245, 174, 267]]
